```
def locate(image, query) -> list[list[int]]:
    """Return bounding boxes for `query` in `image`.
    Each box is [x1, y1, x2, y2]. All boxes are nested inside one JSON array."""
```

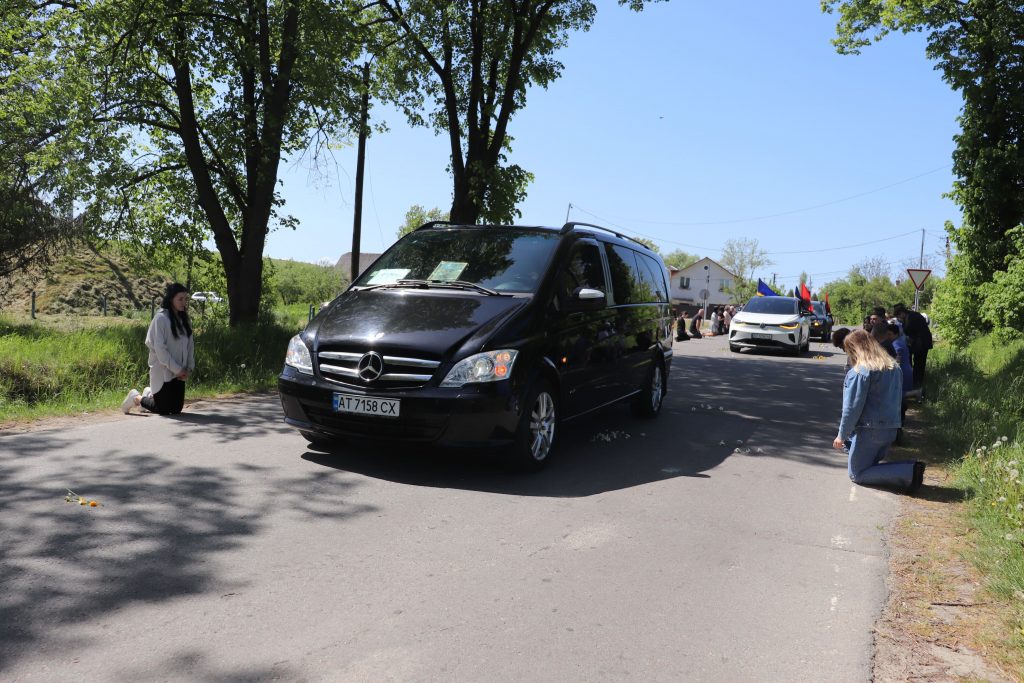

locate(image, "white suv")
[[728, 296, 811, 356], [190, 291, 224, 303]]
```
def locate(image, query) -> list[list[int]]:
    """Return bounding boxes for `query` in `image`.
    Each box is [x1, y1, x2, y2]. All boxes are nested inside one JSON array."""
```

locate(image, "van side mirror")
[[568, 287, 607, 310]]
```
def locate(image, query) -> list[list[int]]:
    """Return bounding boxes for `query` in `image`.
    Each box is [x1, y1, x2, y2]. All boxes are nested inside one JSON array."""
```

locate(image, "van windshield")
[[354, 228, 560, 293], [742, 297, 798, 315]]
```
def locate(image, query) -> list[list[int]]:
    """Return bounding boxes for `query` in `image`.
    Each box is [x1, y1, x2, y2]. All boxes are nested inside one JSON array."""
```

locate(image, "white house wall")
[[668, 259, 738, 307]]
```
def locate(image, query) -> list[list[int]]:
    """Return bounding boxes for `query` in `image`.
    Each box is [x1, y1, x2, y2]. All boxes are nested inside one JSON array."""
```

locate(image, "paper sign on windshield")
[[366, 268, 411, 285], [428, 261, 468, 281]]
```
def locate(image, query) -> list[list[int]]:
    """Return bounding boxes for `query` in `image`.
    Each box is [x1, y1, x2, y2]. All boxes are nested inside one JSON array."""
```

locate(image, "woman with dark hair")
[[121, 283, 195, 415], [831, 329, 923, 493]]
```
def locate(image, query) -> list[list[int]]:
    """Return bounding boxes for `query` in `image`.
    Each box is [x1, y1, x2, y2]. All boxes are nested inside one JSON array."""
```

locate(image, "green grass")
[[0, 312, 302, 423], [924, 335, 1024, 654]]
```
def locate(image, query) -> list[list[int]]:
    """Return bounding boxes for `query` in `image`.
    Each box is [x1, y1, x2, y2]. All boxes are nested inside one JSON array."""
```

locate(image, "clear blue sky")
[[265, 0, 962, 294]]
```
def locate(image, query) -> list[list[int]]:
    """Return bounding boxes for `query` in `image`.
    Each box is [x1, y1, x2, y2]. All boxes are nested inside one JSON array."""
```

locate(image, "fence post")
[[102, 295, 107, 316], [31, 291, 36, 319]]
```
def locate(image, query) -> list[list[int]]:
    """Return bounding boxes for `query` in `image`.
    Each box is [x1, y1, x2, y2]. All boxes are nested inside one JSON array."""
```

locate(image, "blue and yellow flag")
[[756, 279, 779, 297]]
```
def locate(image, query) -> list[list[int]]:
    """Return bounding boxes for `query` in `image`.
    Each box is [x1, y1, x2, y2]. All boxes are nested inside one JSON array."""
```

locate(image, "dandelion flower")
[[240, 363, 247, 369], [999, 496, 1008, 503], [1002, 436, 1009, 442]]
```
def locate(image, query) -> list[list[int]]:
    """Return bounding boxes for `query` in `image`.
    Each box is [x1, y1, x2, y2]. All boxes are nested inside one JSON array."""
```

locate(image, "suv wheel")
[[510, 380, 558, 471], [632, 359, 665, 418]]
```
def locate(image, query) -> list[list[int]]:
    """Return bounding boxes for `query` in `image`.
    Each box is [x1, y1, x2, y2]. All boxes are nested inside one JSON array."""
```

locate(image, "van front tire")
[[632, 359, 665, 418], [509, 380, 558, 471]]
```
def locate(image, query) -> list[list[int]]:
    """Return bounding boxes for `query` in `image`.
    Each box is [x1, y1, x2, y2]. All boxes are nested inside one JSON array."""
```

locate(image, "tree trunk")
[[450, 168, 481, 224], [225, 251, 263, 325]]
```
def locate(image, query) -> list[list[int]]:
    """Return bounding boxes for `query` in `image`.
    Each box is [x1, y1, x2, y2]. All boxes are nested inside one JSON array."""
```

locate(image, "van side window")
[[605, 244, 639, 305], [637, 253, 668, 303], [561, 242, 606, 301]]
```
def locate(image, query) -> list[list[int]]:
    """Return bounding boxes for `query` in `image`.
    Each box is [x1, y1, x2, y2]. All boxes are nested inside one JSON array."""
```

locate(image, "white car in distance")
[[728, 296, 811, 356], [190, 291, 224, 304]]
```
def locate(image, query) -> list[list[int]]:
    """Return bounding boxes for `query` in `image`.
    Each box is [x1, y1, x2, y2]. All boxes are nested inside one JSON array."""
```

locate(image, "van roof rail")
[[560, 221, 652, 251], [416, 220, 455, 230]]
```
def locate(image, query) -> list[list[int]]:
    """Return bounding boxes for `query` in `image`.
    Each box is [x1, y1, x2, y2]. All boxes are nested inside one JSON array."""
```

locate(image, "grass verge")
[[0, 313, 300, 424], [921, 334, 1024, 675]]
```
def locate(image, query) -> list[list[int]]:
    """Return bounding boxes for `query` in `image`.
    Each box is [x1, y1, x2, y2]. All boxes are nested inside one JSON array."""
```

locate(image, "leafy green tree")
[[14, 0, 366, 325], [662, 249, 699, 269], [398, 205, 449, 238], [719, 237, 771, 303], [632, 237, 660, 253], [0, 1, 86, 277], [823, 0, 1024, 344], [376, 0, 658, 224]]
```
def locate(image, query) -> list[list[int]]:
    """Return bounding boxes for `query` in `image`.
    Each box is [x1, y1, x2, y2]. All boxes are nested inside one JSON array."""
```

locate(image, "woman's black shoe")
[[907, 461, 925, 495]]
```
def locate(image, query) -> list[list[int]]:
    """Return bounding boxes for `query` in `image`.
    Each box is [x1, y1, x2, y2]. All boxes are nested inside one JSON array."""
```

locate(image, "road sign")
[[906, 268, 932, 290], [699, 289, 709, 301]]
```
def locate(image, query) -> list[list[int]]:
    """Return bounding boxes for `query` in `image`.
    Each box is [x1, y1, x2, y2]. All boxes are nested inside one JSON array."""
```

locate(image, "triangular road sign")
[[906, 268, 932, 290]]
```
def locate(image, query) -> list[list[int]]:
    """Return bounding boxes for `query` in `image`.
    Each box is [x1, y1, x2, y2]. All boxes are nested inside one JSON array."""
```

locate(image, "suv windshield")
[[354, 228, 559, 293], [742, 297, 799, 315], [812, 301, 826, 316]]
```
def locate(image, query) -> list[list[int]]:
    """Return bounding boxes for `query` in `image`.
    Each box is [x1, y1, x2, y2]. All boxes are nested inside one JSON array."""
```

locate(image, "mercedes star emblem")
[[357, 351, 384, 382]]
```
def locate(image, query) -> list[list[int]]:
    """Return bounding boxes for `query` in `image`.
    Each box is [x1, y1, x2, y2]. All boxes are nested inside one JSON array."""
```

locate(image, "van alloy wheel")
[[511, 380, 558, 471], [648, 364, 663, 412], [632, 359, 665, 418], [529, 391, 557, 461]]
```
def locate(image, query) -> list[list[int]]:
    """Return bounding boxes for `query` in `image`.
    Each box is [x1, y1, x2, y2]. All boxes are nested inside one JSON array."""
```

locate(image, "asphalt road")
[[0, 335, 898, 682]]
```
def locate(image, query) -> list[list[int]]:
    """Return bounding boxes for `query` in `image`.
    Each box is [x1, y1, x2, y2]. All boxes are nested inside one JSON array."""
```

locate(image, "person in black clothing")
[[688, 309, 704, 338], [893, 303, 932, 392]]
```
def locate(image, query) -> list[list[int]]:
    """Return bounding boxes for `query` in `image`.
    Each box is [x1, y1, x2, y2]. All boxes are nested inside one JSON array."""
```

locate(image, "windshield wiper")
[[396, 279, 505, 296]]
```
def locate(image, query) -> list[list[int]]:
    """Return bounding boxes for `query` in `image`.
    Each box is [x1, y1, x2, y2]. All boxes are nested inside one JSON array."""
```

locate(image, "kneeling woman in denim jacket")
[[832, 329, 924, 493]]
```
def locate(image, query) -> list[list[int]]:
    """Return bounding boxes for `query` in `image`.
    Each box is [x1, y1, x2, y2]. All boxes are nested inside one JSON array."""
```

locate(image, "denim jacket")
[[837, 364, 903, 441], [892, 335, 914, 391]]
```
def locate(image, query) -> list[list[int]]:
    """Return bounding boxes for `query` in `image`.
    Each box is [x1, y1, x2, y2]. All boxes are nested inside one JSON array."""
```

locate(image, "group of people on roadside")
[[674, 305, 737, 341], [829, 304, 933, 495]]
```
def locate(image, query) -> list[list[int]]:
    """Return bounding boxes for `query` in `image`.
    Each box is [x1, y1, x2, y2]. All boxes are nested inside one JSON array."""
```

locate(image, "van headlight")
[[285, 335, 313, 374], [440, 350, 518, 387]]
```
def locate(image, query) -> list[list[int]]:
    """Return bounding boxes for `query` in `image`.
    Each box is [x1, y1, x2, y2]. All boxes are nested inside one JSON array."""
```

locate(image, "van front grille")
[[316, 349, 441, 389]]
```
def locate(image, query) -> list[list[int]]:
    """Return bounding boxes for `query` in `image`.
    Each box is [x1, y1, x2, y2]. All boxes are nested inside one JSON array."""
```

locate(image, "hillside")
[[0, 242, 170, 316], [0, 242, 346, 316]]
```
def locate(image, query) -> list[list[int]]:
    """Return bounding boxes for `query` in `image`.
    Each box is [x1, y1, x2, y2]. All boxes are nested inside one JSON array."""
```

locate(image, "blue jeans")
[[848, 428, 915, 490]]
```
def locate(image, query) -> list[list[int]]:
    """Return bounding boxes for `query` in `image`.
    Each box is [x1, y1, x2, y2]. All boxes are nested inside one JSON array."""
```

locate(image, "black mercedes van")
[[278, 221, 673, 469]]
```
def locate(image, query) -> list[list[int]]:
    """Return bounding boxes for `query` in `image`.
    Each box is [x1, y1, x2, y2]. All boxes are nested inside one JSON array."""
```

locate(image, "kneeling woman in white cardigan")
[[122, 283, 195, 415]]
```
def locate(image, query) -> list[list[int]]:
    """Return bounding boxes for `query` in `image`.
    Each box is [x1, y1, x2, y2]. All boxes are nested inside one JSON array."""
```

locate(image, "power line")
[[571, 204, 946, 259], [571, 163, 952, 227]]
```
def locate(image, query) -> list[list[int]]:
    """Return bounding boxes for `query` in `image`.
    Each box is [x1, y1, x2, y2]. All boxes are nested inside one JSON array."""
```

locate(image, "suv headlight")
[[440, 350, 518, 387], [285, 335, 313, 374]]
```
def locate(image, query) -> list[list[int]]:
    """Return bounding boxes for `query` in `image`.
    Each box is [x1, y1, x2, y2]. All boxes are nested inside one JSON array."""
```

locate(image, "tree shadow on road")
[[0, 403, 373, 678]]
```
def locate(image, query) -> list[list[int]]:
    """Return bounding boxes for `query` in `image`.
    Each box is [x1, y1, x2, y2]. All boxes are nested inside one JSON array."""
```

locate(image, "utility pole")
[[351, 61, 370, 282], [914, 227, 925, 311]]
